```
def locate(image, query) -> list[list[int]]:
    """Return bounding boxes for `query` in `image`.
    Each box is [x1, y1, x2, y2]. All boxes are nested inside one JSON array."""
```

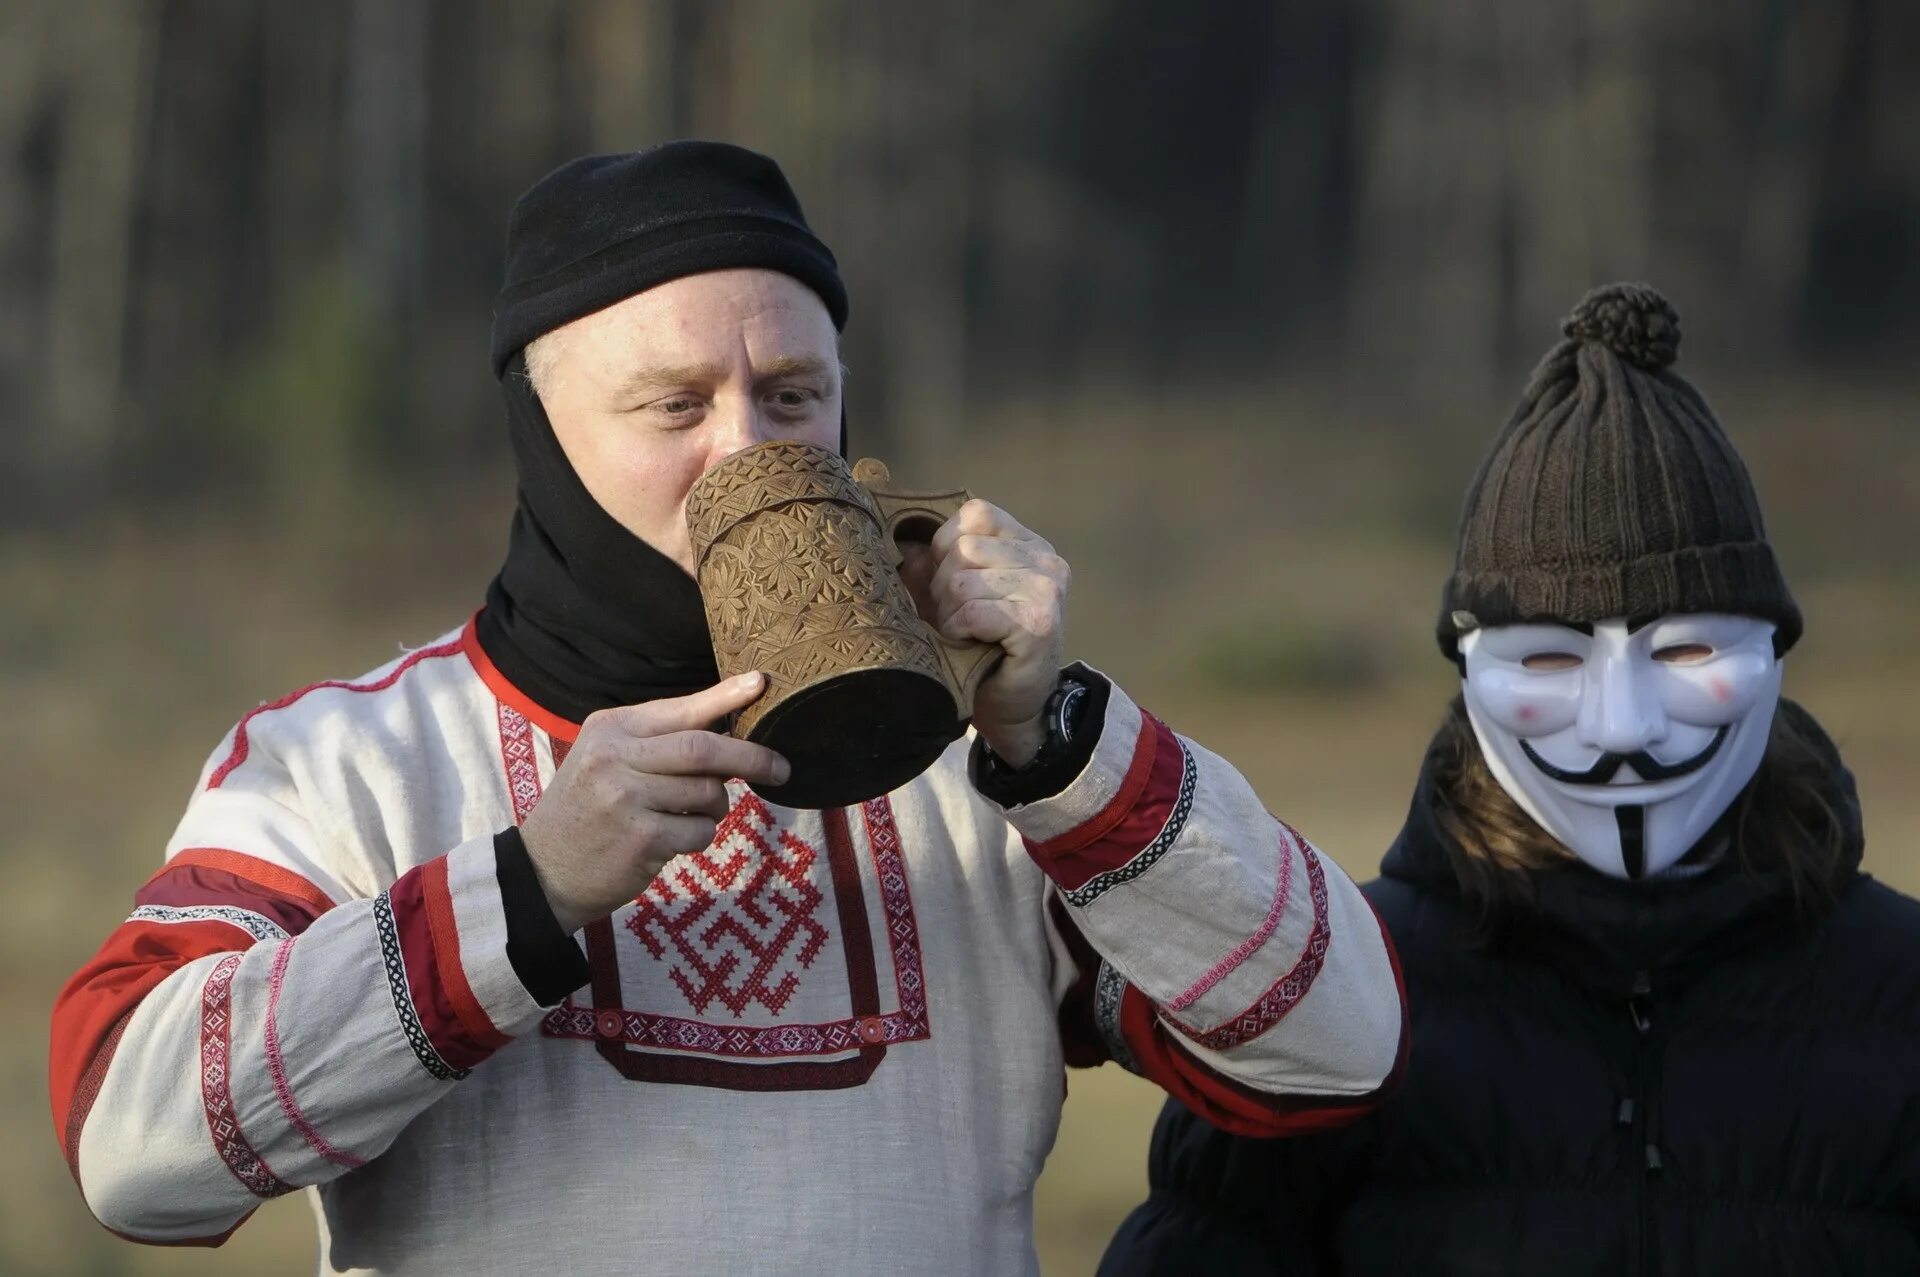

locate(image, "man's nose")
[[1575, 656, 1668, 755], [705, 395, 781, 462]]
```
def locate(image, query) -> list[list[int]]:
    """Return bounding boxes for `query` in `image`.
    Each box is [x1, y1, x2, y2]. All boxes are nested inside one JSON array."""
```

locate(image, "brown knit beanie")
[[1437, 282, 1802, 665]]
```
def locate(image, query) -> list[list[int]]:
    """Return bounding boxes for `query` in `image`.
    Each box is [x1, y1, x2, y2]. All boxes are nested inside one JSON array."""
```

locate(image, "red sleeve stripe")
[[51, 918, 262, 1163], [199, 955, 295, 1198], [1122, 978, 1398, 1137], [60, 1007, 135, 1186], [1059, 732, 1194, 907], [263, 939, 365, 1170], [380, 863, 506, 1076], [1163, 822, 1299, 1013], [372, 889, 469, 1081], [1112, 904, 1406, 1141], [148, 849, 337, 917], [418, 856, 512, 1054], [1164, 844, 1332, 1051], [1029, 717, 1194, 900], [206, 637, 465, 789], [135, 862, 328, 940]]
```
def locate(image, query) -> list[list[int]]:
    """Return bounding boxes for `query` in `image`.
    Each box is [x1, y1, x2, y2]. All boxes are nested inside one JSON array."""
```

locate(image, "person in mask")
[[48, 141, 1405, 1275], [1099, 282, 1920, 1276]]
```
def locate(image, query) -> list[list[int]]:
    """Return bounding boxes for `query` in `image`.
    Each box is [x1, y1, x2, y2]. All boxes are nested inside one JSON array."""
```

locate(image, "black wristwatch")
[[980, 672, 1092, 777]]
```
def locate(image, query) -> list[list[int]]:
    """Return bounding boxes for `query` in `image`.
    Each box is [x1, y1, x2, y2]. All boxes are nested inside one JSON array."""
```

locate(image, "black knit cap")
[[490, 140, 848, 376], [1437, 281, 1802, 664]]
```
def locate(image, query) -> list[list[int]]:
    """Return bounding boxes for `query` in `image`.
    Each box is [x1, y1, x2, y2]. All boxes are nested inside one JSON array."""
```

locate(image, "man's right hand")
[[518, 672, 788, 934]]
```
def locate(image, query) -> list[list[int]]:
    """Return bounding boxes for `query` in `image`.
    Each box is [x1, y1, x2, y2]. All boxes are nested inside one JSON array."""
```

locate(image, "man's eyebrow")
[[613, 362, 728, 398], [753, 355, 836, 384], [612, 356, 837, 400]]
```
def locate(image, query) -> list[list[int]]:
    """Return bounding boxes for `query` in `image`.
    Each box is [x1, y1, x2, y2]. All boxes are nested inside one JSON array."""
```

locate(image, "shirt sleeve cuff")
[[493, 827, 591, 1008]]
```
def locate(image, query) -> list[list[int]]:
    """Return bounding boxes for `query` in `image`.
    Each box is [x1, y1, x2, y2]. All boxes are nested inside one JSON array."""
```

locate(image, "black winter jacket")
[[1101, 708, 1920, 1276]]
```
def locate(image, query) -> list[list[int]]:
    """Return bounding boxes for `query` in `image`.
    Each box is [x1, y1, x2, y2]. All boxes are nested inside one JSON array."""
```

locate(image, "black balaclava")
[[475, 141, 849, 723]]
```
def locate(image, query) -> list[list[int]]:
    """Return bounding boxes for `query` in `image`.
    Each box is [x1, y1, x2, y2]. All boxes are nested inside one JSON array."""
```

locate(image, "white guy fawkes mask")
[[1459, 614, 1782, 880]]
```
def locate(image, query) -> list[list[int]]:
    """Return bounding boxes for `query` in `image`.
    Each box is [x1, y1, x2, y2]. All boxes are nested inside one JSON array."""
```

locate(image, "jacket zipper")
[[1625, 970, 1660, 1277]]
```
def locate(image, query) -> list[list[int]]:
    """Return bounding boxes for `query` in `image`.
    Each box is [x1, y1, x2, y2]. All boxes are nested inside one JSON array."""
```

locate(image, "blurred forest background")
[[4, 2, 1917, 1274]]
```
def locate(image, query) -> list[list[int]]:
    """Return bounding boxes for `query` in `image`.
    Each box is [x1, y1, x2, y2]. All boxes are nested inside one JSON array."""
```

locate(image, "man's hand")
[[518, 673, 788, 933], [900, 499, 1070, 768]]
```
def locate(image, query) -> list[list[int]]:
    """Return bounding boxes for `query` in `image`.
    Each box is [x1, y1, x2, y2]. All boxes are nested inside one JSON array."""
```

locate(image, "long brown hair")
[[1427, 696, 1855, 937]]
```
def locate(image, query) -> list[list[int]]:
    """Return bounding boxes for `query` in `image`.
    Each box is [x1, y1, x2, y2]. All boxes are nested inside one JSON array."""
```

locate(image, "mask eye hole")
[[1652, 643, 1715, 664], [1520, 652, 1583, 672]]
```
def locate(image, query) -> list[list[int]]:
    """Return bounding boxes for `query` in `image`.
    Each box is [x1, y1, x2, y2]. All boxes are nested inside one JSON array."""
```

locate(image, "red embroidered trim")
[[1166, 845, 1331, 1051], [497, 702, 544, 826], [206, 639, 463, 789], [862, 796, 930, 1034], [1025, 712, 1158, 861], [200, 954, 293, 1198], [1164, 822, 1301, 1013], [147, 849, 337, 917], [264, 939, 363, 1170]]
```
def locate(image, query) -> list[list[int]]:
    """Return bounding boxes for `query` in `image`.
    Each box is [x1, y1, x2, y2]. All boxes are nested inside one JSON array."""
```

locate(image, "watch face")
[[1054, 678, 1090, 743]]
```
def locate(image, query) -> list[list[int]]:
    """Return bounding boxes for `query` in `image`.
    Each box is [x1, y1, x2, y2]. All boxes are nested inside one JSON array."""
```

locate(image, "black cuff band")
[[494, 827, 591, 1006]]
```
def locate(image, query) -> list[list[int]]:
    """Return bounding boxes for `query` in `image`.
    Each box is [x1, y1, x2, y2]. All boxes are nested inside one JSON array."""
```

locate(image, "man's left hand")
[[899, 499, 1070, 769]]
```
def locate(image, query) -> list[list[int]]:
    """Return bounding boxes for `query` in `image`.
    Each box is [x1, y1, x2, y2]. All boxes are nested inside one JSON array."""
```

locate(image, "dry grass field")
[[5, 390, 1915, 1274]]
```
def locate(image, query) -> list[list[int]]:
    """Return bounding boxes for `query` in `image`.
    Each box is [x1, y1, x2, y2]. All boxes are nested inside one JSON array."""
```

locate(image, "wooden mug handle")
[[852, 458, 1004, 717]]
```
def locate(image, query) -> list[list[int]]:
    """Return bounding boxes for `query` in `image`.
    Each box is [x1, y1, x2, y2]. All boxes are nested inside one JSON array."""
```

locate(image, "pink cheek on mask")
[[1711, 678, 1732, 705], [1516, 704, 1539, 724]]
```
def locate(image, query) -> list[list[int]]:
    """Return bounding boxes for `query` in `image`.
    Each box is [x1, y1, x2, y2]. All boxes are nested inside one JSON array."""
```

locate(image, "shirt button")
[[856, 1016, 887, 1044], [595, 1010, 625, 1039]]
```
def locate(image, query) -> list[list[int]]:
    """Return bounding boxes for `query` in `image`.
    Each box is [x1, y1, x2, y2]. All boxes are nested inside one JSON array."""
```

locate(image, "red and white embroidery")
[[627, 792, 829, 1017], [497, 704, 542, 826], [199, 954, 293, 1198], [1166, 846, 1332, 1051], [1163, 822, 1301, 1013], [544, 797, 932, 1059], [863, 797, 929, 1035]]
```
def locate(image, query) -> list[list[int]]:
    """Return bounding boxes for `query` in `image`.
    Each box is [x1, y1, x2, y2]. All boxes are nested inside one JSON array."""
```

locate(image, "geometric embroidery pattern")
[[372, 890, 469, 1082], [496, 703, 542, 825], [1166, 845, 1332, 1051], [626, 792, 828, 1017], [1063, 739, 1198, 909], [862, 797, 931, 1039], [1092, 959, 1140, 1076], [199, 953, 294, 1198], [543, 796, 933, 1059], [130, 903, 289, 944]]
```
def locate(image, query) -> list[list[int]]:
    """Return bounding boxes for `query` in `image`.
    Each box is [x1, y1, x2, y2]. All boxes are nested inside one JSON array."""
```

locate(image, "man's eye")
[[1521, 652, 1583, 671], [768, 388, 814, 408], [1653, 643, 1714, 664], [656, 397, 700, 414]]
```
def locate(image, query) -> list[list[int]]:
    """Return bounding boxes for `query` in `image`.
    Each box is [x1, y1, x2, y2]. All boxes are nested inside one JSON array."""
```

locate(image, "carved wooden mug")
[[683, 440, 1002, 809]]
